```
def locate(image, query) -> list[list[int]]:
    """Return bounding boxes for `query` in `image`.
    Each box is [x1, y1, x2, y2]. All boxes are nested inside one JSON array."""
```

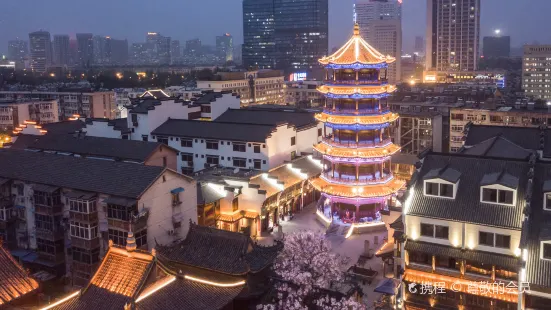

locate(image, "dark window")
[[420, 223, 434, 237], [34, 190, 61, 206], [479, 231, 494, 247], [171, 192, 181, 205], [254, 159, 262, 169], [425, 182, 439, 195], [142, 135, 148, 142], [495, 234, 511, 248], [291, 137, 296, 146], [108, 229, 126, 246], [318, 128, 322, 137], [543, 243, 551, 259], [482, 188, 498, 202], [434, 225, 449, 239], [440, 184, 453, 198], [206, 156, 219, 165], [131, 113, 138, 123], [157, 136, 169, 145], [253, 145, 261, 153], [135, 229, 147, 248], [233, 157, 247, 167], [546, 193, 551, 210], [181, 139, 192, 147], [195, 154, 199, 158], [233, 143, 246, 152], [181, 153, 193, 162], [451, 113, 464, 120], [36, 238, 63, 255], [35, 214, 54, 231], [201, 105, 211, 113], [107, 204, 134, 221], [69, 199, 96, 213], [206, 140, 219, 150], [17, 184, 23, 195], [72, 247, 100, 264], [263, 160, 266, 164], [162, 157, 167, 167], [181, 167, 194, 175], [70, 221, 98, 240], [498, 190, 514, 204], [232, 197, 239, 212]]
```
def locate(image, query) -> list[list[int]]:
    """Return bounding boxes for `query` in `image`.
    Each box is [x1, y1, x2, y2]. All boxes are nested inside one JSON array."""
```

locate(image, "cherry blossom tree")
[[259, 230, 367, 310]]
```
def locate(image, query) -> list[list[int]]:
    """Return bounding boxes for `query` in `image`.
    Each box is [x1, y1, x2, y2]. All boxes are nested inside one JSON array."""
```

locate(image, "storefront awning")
[[102, 196, 137, 207]]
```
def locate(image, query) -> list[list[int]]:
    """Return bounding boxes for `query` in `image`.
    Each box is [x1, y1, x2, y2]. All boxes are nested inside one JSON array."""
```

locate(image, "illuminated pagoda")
[[311, 24, 404, 232]]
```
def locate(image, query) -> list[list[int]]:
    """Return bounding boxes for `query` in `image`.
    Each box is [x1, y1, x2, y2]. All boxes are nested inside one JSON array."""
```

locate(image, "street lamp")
[[495, 29, 501, 35]]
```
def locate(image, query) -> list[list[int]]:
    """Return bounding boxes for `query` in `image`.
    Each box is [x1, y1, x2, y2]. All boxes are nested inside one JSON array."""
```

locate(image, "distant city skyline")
[[1, 0, 551, 56]]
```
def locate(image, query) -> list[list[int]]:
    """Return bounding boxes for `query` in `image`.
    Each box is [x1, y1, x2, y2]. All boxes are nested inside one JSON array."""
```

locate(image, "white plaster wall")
[[129, 100, 194, 141], [83, 122, 122, 139], [266, 125, 298, 169], [138, 170, 197, 248], [225, 179, 266, 214], [296, 124, 323, 155], [209, 94, 241, 120]]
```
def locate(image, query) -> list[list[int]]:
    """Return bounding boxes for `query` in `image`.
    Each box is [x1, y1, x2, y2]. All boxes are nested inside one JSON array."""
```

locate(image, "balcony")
[[37, 251, 66, 265], [71, 236, 100, 249], [35, 227, 65, 241], [322, 137, 392, 148], [69, 212, 98, 224], [324, 79, 388, 86], [34, 203, 63, 215], [321, 171, 392, 185], [107, 210, 149, 231]]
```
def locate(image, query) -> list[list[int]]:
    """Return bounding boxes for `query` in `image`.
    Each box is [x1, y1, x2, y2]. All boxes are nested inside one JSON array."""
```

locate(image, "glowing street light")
[[495, 29, 501, 35]]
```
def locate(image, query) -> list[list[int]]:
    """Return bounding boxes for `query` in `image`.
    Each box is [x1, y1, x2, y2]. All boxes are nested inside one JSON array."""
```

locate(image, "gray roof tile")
[[215, 108, 317, 130], [0, 148, 165, 198]]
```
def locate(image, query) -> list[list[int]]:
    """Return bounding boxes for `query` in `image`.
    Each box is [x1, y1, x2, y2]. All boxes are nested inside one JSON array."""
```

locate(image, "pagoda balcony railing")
[[324, 108, 390, 115], [323, 137, 392, 148], [321, 172, 392, 185], [324, 79, 388, 85]]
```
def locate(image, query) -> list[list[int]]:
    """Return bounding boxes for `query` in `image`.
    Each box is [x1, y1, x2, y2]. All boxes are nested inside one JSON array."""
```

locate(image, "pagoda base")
[[317, 194, 388, 225]]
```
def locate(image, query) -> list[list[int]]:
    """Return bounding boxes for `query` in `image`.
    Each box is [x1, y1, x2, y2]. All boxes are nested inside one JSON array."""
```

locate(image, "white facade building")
[[522, 45, 551, 100]]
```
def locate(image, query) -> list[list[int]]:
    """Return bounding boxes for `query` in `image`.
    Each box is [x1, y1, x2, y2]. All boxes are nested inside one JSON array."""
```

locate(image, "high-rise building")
[[145, 32, 170, 64], [185, 38, 202, 56], [28, 31, 52, 73], [523, 45, 551, 100], [414, 36, 424, 54], [76, 33, 94, 67], [426, 0, 481, 71], [354, 0, 402, 38], [482, 35, 510, 58], [355, 0, 401, 83], [131, 43, 149, 65], [171, 40, 181, 60], [53, 35, 70, 66], [69, 39, 78, 65], [216, 33, 233, 62], [110, 39, 128, 65], [242, 0, 328, 73], [93, 35, 109, 64], [7, 40, 28, 61]]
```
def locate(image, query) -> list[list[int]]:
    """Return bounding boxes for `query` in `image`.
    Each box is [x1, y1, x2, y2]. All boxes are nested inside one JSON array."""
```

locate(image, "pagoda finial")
[[353, 23, 360, 36], [126, 231, 137, 252]]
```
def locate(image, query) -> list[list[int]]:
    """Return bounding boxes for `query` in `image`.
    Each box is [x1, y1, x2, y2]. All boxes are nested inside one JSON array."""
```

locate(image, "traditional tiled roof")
[[216, 108, 317, 130], [156, 223, 282, 275], [319, 24, 395, 65], [0, 243, 39, 306], [141, 89, 170, 99], [408, 153, 529, 229], [51, 246, 154, 310], [11, 134, 173, 162], [85, 118, 129, 133], [0, 148, 167, 199], [314, 142, 400, 158], [311, 177, 404, 199], [317, 84, 397, 95], [523, 162, 551, 289], [151, 119, 277, 143], [41, 120, 86, 135], [315, 112, 399, 125], [217, 210, 258, 222], [135, 276, 242, 310]]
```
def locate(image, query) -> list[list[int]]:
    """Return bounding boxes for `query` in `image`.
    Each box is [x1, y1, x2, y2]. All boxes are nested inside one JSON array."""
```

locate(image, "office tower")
[[355, 0, 401, 83], [76, 33, 94, 67], [367, 19, 402, 83], [171, 40, 181, 60], [131, 43, 149, 65], [53, 35, 70, 66], [69, 39, 78, 65], [242, 0, 275, 69], [110, 39, 128, 65], [7, 40, 28, 61], [242, 0, 328, 73], [523, 45, 551, 100], [426, 0, 481, 71], [93, 35, 109, 64], [185, 39, 202, 56], [414, 36, 424, 54], [156, 35, 171, 65], [216, 33, 233, 62], [28, 31, 52, 73], [354, 0, 402, 38], [483, 35, 511, 58]]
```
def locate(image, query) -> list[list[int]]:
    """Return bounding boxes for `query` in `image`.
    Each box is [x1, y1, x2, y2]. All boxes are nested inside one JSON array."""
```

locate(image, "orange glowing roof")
[[0, 243, 39, 306], [217, 210, 259, 222], [319, 24, 395, 65], [314, 142, 400, 158], [311, 177, 404, 198], [315, 112, 399, 126], [317, 84, 396, 95]]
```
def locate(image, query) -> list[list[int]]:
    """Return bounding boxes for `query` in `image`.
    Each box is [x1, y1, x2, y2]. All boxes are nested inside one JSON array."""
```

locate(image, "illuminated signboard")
[[289, 72, 307, 81]]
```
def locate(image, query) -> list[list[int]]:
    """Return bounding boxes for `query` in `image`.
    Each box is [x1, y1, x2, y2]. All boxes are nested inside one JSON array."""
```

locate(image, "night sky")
[[1, 0, 550, 55]]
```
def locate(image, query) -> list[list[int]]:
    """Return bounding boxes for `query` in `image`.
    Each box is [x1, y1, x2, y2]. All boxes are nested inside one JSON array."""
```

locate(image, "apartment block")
[[0, 99, 58, 132], [522, 45, 551, 100]]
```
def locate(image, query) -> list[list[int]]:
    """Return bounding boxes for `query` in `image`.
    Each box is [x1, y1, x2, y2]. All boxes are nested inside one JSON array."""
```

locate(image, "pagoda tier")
[[312, 24, 404, 225]]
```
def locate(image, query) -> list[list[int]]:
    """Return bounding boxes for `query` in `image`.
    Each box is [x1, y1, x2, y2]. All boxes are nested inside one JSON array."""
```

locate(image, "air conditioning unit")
[[168, 229, 175, 236]]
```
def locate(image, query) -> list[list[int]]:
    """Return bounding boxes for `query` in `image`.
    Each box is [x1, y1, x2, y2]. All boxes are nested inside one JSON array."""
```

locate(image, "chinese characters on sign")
[[408, 281, 530, 295]]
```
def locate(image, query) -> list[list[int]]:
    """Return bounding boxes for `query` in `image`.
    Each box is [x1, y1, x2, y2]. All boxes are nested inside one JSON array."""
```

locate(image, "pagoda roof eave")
[[317, 85, 397, 96], [313, 142, 401, 158], [315, 112, 400, 126], [311, 177, 404, 199]]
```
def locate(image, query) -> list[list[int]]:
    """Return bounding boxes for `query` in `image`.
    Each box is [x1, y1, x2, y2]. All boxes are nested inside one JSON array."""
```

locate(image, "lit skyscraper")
[[145, 32, 171, 64], [355, 0, 402, 83], [171, 40, 181, 60], [7, 39, 28, 61], [28, 31, 52, 73], [426, 0, 481, 71], [216, 33, 233, 62], [76, 33, 94, 67], [242, 0, 328, 73], [53, 35, 70, 66]]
